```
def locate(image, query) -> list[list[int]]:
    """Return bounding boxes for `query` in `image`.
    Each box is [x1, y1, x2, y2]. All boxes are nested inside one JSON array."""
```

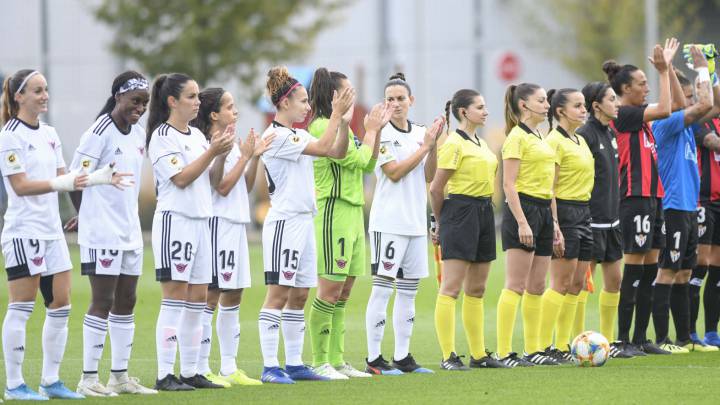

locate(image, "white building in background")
[[0, 0, 586, 222]]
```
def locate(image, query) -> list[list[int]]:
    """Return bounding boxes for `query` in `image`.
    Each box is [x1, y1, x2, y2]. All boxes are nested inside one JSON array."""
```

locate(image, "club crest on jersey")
[[670, 250, 681, 263], [382, 261, 395, 271], [282, 270, 295, 280], [335, 258, 347, 269], [31, 257, 44, 266], [170, 156, 179, 166], [699, 225, 707, 237], [175, 263, 188, 273], [221, 272, 232, 282], [290, 134, 301, 144], [635, 234, 647, 247], [380, 145, 388, 155], [99, 258, 113, 268], [5, 152, 19, 169]]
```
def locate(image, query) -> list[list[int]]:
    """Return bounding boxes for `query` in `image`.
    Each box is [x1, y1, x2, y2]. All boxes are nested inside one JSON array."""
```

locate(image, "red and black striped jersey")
[[610, 105, 664, 198], [696, 118, 720, 202]]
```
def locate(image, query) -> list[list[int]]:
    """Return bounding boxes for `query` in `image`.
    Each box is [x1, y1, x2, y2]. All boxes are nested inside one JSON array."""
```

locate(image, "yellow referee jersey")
[[546, 126, 595, 201], [501, 123, 556, 200], [438, 130, 498, 197]]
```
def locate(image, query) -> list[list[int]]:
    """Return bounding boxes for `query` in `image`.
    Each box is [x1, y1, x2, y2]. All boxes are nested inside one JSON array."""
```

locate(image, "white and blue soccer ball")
[[570, 331, 610, 367]]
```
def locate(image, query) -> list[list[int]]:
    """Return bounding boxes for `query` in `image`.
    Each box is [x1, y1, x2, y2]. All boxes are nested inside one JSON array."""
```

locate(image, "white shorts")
[[209, 217, 251, 290], [262, 214, 317, 288], [152, 211, 212, 284], [80, 246, 143, 276], [2, 237, 72, 280], [369, 232, 429, 280]]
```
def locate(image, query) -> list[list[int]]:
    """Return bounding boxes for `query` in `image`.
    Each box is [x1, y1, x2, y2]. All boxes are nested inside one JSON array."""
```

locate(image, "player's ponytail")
[[191, 87, 225, 139], [97, 70, 146, 119], [504, 82, 541, 134], [146, 72, 192, 147], [1, 69, 36, 125], [444, 100, 452, 135], [309, 67, 347, 122], [546, 88, 557, 128]]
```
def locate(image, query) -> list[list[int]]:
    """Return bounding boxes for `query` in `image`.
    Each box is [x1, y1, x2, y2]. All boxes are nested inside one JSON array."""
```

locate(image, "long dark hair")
[[602, 60, 639, 97], [546, 88, 578, 128], [503, 82, 541, 134], [146, 73, 192, 147], [190, 87, 225, 138], [1, 69, 37, 124], [309, 67, 347, 122], [582, 82, 612, 117], [97, 71, 147, 119]]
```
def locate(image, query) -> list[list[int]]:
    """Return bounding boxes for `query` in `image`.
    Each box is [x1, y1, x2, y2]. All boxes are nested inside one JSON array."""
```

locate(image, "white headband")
[[14, 71, 40, 95], [116, 77, 149, 95]]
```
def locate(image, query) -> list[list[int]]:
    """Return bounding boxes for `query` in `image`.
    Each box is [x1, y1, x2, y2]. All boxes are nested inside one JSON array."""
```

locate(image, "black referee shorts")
[[554, 199, 593, 261], [502, 193, 553, 256], [698, 201, 720, 246], [439, 194, 496, 263], [659, 209, 698, 271], [591, 226, 623, 263], [620, 197, 665, 254]]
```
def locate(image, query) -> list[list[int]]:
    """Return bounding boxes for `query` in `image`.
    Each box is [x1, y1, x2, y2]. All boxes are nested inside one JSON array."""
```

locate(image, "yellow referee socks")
[[497, 289, 521, 358], [462, 295, 485, 359], [599, 290, 620, 341], [435, 294, 456, 360], [572, 290, 589, 338], [538, 289, 565, 350], [522, 293, 542, 354], [555, 293, 578, 350]]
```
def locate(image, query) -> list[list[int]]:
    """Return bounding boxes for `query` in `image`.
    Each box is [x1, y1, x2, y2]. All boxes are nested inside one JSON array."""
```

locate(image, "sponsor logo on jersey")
[[611, 138, 618, 149], [375, 319, 385, 328], [335, 258, 347, 269], [28, 144, 36, 151], [138, 146, 145, 155], [31, 257, 44, 266], [632, 280, 640, 287], [165, 335, 177, 343], [290, 134, 301, 144], [268, 324, 280, 330], [201, 338, 211, 345], [115, 147, 123, 155], [175, 263, 188, 273], [81, 159, 91, 168], [382, 261, 394, 271], [93, 343, 105, 349], [670, 250, 681, 263], [685, 142, 697, 162], [393, 140, 401, 147], [407, 316, 415, 323], [184, 145, 191, 151], [12, 345, 24, 352], [221, 272, 232, 282], [600, 143, 605, 150], [49, 141, 56, 149], [635, 234, 647, 247], [99, 258, 114, 268], [282, 270, 295, 280], [699, 225, 707, 237], [320, 328, 330, 335]]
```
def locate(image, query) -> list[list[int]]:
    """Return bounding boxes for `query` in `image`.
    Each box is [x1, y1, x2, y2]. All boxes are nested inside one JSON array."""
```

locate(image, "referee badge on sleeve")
[[5, 151, 21, 170]]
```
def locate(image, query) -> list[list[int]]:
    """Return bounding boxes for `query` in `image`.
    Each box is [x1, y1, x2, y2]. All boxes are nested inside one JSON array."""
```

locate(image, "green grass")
[[1, 242, 720, 404]]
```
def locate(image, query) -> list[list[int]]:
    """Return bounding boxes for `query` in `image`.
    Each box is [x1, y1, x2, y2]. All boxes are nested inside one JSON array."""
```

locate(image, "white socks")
[[42, 305, 71, 386], [217, 304, 240, 375], [393, 279, 419, 361], [258, 309, 282, 368], [82, 314, 107, 377], [365, 277, 394, 362], [198, 307, 214, 375], [156, 299, 183, 379], [178, 302, 205, 378], [281, 309, 305, 367], [108, 313, 134, 374], [3, 301, 34, 389]]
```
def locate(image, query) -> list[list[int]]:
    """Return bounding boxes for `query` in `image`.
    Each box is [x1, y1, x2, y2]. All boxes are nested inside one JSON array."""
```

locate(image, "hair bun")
[[267, 66, 291, 96], [602, 60, 621, 80], [389, 72, 406, 81]]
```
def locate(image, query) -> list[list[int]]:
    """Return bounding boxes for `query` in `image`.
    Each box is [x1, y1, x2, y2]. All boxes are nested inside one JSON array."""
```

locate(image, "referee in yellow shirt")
[[540, 88, 594, 362], [498, 82, 559, 367], [430, 89, 507, 370]]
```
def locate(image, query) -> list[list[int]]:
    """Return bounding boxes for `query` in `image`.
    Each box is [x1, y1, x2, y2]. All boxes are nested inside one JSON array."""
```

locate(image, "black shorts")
[[502, 194, 553, 256], [591, 226, 623, 263], [439, 194, 496, 263], [554, 200, 593, 261], [698, 201, 720, 246], [659, 209, 698, 270], [620, 197, 665, 253]]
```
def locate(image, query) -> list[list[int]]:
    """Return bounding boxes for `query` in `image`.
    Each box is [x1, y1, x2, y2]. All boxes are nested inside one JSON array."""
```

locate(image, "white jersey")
[[149, 123, 212, 219], [260, 121, 317, 222], [0, 118, 65, 241], [70, 114, 144, 250], [212, 143, 251, 223], [368, 120, 428, 236]]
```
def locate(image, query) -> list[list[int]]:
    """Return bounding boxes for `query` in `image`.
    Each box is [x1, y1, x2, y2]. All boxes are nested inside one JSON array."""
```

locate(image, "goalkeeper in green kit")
[[306, 67, 391, 379]]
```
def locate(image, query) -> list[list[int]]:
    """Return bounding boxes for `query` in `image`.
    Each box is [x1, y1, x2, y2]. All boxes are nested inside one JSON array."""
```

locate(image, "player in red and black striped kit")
[[603, 41, 674, 355]]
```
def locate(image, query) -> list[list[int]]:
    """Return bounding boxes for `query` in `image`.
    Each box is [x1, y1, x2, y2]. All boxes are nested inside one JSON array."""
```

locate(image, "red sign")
[[498, 52, 521, 82]]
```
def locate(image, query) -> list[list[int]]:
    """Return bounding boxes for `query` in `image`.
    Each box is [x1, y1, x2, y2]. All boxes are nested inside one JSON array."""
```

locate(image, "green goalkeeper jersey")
[[308, 117, 376, 206]]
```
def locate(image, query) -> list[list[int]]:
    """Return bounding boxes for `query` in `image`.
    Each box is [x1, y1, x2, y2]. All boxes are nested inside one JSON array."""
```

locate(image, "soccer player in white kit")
[[68, 71, 157, 396], [365, 73, 444, 375], [191, 87, 271, 387], [146, 73, 234, 391], [0, 69, 122, 401], [258, 66, 354, 384]]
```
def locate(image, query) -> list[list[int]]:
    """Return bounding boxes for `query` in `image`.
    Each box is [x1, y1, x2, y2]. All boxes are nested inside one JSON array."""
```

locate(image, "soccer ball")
[[570, 331, 610, 367]]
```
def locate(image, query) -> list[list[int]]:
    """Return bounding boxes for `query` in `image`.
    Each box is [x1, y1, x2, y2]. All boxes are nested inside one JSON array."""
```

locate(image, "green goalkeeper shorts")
[[315, 198, 366, 280]]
